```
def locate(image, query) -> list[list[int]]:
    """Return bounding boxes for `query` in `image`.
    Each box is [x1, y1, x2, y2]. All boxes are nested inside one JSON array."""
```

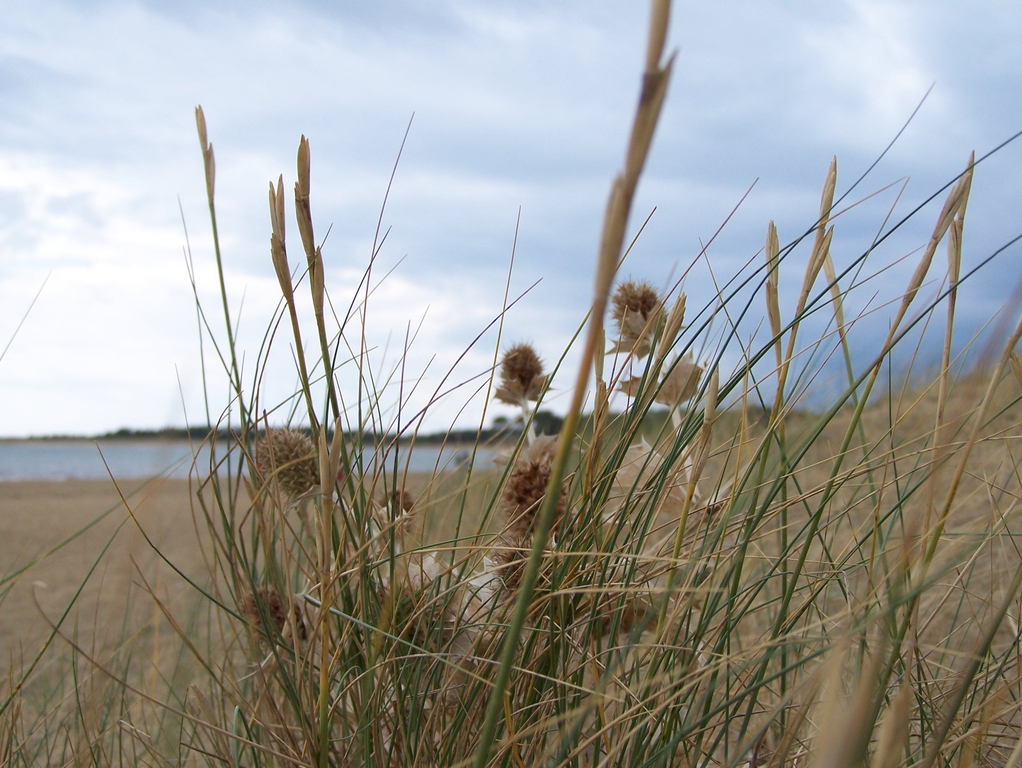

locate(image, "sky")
[[0, 0, 1020, 438]]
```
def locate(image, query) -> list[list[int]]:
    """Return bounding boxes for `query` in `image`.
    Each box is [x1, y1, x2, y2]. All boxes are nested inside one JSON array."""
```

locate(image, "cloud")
[[0, 0, 1019, 436]]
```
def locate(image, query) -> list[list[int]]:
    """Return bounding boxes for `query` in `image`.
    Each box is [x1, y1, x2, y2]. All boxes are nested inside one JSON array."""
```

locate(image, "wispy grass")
[[4, 1, 1022, 765]]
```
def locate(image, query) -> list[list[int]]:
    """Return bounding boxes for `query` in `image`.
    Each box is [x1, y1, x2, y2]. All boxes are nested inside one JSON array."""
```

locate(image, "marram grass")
[[4, 1, 1022, 765]]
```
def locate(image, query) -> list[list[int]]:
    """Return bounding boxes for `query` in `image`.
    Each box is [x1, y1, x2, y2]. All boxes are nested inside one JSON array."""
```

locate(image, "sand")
[[0, 471, 481, 673], [0, 477, 205, 667]]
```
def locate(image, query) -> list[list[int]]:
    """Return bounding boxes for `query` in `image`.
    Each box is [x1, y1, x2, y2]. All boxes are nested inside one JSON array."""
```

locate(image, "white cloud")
[[797, 0, 939, 148], [0, 0, 1019, 436]]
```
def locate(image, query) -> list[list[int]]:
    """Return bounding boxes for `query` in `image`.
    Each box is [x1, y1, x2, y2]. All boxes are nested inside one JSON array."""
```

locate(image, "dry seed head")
[[819, 156, 837, 223], [268, 179, 294, 301], [610, 280, 664, 358], [947, 214, 963, 287], [195, 106, 208, 152], [703, 365, 718, 425], [383, 488, 418, 537], [904, 154, 976, 310], [799, 225, 833, 311], [645, 0, 671, 72], [502, 451, 566, 543], [1010, 352, 1022, 392], [386, 489, 416, 514], [240, 587, 307, 642], [612, 280, 660, 324], [765, 222, 781, 349], [295, 137, 316, 259], [503, 343, 543, 388], [259, 427, 319, 499], [823, 250, 848, 345], [485, 536, 530, 593], [656, 291, 687, 363], [494, 343, 547, 405]]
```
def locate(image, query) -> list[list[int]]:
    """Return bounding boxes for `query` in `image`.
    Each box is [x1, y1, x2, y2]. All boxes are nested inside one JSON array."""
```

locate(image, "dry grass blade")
[[872, 677, 912, 768], [903, 154, 974, 310], [822, 250, 847, 345], [765, 220, 782, 366], [920, 558, 1022, 768], [813, 645, 884, 768], [1010, 352, 1022, 391]]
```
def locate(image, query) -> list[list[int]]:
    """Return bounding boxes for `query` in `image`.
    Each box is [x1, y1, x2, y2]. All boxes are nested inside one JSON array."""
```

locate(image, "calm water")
[[0, 439, 495, 481]]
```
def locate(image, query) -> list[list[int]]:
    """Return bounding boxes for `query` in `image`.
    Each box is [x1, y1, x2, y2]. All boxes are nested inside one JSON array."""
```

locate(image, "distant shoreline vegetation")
[[6, 409, 569, 445]]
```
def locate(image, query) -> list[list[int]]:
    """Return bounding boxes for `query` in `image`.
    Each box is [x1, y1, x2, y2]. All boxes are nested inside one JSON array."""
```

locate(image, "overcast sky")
[[0, 0, 1020, 438]]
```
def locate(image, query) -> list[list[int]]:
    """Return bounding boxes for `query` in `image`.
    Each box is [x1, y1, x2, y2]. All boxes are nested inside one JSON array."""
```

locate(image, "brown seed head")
[[240, 587, 306, 642], [502, 453, 566, 543], [610, 281, 664, 358], [487, 535, 530, 593], [494, 343, 548, 405], [612, 280, 660, 324], [258, 427, 319, 499], [386, 489, 416, 514]]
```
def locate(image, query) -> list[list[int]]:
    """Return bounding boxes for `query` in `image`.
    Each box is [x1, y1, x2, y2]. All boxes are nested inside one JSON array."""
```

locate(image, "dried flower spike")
[[258, 427, 319, 499], [610, 280, 664, 358], [494, 343, 548, 406]]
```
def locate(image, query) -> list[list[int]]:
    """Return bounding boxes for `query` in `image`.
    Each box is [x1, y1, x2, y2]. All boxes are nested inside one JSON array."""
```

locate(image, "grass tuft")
[[4, 1, 1022, 765]]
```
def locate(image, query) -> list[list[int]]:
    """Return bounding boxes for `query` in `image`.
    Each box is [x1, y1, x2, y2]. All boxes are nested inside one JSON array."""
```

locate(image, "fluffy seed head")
[[240, 587, 307, 642], [486, 536, 530, 593], [502, 448, 566, 543], [610, 281, 664, 358], [612, 280, 660, 323], [258, 427, 319, 499], [386, 489, 416, 514], [494, 343, 548, 405]]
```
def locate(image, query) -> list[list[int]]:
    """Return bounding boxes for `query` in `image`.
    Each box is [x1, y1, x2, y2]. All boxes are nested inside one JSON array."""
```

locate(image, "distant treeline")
[[25, 407, 783, 444], [77, 409, 568, 445]]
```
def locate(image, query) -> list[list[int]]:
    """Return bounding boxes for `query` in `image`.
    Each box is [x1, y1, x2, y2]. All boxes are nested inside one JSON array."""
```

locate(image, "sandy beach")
[[0, 478, 205, 666], [0, 471, 479, 670]]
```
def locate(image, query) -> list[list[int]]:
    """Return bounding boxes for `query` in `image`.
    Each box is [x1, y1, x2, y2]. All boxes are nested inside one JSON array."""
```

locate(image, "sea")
[[0, 439, 496, 482]]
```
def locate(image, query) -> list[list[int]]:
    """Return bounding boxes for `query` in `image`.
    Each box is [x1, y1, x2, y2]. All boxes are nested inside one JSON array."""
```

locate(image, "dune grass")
[[4, 0, 1022, 765]]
